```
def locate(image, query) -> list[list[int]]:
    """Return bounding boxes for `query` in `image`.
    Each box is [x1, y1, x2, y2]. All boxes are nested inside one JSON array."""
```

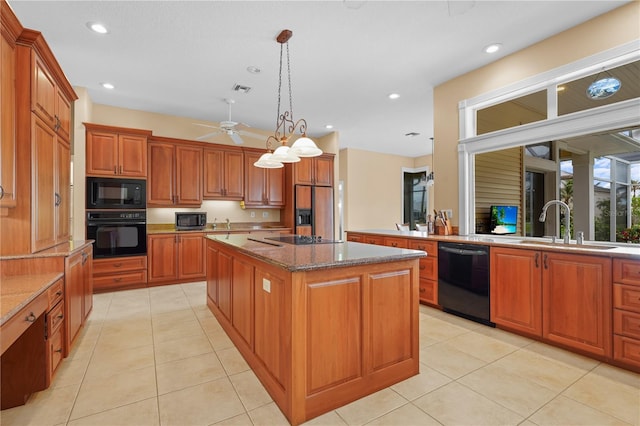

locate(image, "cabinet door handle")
[[113, 263, 122, 268], [114, 166, 117, 175], [55, 193, 61, 206], [56, 290, 63, 296], [120, 165, 123, 174], [54, 348, 63, 353], [419, 288, 426, 293], [54, 115, 60, 131], [0, 185, 4, 200], [25, 312, 37, 322], [543, 253, 548, 269], [57, 313, 64, 320], [535, 253, 539, 268]]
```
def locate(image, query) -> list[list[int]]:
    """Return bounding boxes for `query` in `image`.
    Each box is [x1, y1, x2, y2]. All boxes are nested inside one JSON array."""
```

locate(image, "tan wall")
[[340, 148, 422, 231], [71, 86, 92, 239], [433, 2, 640, 227]]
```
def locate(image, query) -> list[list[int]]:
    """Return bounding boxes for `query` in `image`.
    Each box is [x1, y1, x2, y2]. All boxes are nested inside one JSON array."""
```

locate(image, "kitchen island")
[[205, 234, 425, 425]]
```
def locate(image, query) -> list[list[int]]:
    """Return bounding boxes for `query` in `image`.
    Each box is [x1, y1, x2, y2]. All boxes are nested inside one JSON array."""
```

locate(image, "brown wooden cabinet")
[[93, 255, 147, 292], [613, 258, 640, 370], [64, 245, 92, 355], [408, 239, 438, 306], [31, 53, 71, 142], [148, 139, 203, 206], [45, 278, 64, 386], [243, 149, 284, 208], [490, 247, 542, 336], [203, 147, 244, 200], [0, 15, 18, 212], [293, 154, 334, 186], [148, 233, 206, 284], [85, 123, 150, 178]]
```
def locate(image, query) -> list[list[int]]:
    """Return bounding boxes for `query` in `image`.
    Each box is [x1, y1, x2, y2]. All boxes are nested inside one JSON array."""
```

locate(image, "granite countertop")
[[0, 240, 94, 260], [206, 234, 426, 272], [350, 229, 640, 259], [147, 223, 291, 234], [1, 272, 64, 326]]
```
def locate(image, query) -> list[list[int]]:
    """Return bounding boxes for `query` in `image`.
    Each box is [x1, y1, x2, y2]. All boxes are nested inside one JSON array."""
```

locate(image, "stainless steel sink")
[[521, 240, 617, 250]]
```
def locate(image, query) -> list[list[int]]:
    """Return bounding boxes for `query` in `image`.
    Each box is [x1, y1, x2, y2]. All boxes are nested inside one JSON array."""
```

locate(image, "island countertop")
[[205, 234, 426, 272]]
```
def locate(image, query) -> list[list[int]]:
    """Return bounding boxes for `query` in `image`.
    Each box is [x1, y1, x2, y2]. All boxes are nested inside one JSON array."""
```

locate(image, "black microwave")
[[86, 177, 146, 209], [176, 212, 207, 230]]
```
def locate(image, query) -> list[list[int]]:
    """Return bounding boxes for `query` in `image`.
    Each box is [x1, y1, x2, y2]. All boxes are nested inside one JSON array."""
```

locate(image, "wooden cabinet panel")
[[346, 232, 362, 242], [46, 325, 64, 383], [419, 278, 437, 304], [313, 155, 334, 187], [47, 278, 64, 309], [93, 256, 147, 275], [232, 257, 254, 348], [203, 148, 244, 200], [32, 55, 56, 129], [93, 255, 147, 292], [1, 31, 17, 210], [54, 90, 71, 141], [175, 145, 202, 205], [86, 127, 147, 177], [293, 155, 334, 186], [362, 235, 385, 245], [408, 240, 437, 256], [613, 335, 640, 369], [32, 117, 56, 252], [177, 233, 205, 279], [118, 134, 147, 177], [55, 138, 70, 243], [613, 258, 640, 286], [147, 234, 178, 283], [418, 257, 437, 281], [243, 150, 284, 208], [614, 309, 640, 340], [86, 131, 119, 176], [64, 250, 85, 352], [0, 290, 47, 354], [384, 237, 408, 248], [542, 253, 611, 357], [490, 247, 543, 336], [206, 244, 219, 305], [614, 284, 640, 313], [266, 167, 284, 207], [218, 250, 233, 321]]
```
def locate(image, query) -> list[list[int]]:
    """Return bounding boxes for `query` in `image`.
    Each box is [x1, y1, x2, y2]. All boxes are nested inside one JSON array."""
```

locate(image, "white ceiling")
[[8, 0, 629, 157]]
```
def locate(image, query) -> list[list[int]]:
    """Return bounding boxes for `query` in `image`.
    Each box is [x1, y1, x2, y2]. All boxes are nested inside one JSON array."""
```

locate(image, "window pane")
[[594, 157, 611, 181], [594, 183, 611, 241], [524, 142, 552, 159], [558, 60, 640, 116], [477, 90, 547, 135], [615, 160, 628, 183], [616, 183, 629, 235]]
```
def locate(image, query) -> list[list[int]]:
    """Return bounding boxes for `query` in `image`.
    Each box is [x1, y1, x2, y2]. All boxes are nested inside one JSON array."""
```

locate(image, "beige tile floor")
[[2, 281, 639, 426]]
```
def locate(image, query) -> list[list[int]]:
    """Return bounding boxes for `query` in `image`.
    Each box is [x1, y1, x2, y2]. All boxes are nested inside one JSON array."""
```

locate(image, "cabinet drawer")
[[47, 301, 64, 336], [47, 278, 64, 309], [614, 309, 640, 340], [384, 237, 408, 248], [408, 240, 438, 256], [419, 278, 437, 305], [93, 256, 147, 274], [419, 257, 437, 280], [613, 258, 640, 286], [1, 291, 48, 354], [346, 233, 362, 242], [613, 335, 640, 369], [613, 284, 640, 313], [362, 235, 385, 245], [94, 271, 147, 292], [48, 326, 64, 379]]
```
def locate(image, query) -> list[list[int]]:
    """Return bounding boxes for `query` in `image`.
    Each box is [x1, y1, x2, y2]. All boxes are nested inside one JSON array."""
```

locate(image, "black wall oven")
[[86, 211, 147, 258], [86, 177, 146, 210]]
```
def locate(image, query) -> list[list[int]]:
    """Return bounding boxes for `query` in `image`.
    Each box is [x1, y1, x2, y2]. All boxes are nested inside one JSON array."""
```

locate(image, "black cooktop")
[[265, 235, 343, 245]]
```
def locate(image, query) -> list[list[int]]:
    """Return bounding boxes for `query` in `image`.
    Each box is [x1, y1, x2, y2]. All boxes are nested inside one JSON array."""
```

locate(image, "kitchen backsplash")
[[147, 200, 281, 225]]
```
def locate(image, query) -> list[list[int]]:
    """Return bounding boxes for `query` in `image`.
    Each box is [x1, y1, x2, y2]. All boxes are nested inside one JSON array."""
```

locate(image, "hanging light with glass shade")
[[586, 67, 621, 100], [254, 29, 322, 168]]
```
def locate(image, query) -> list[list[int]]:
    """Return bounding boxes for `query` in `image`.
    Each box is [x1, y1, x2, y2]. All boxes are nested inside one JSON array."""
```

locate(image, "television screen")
[[490, 205, 518, 235]]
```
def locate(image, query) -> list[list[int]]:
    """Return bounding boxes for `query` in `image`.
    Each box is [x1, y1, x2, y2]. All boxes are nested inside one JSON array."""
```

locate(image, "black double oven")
[[86, 177, 147, 258]]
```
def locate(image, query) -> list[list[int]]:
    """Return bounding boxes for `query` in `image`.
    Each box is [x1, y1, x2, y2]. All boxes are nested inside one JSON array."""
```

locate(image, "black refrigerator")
[[294, 185, 334, 239]]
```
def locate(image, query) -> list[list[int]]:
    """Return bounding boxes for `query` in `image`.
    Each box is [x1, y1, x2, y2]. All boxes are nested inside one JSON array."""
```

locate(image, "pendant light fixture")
[[586, 68, 621, 100], [254, 29, 322, 168]]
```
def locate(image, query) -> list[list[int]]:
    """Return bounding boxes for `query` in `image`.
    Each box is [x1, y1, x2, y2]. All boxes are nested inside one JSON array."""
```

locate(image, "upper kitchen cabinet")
[[85, 123, 151, 178], [147, 137, 202, 207], [243, 149, 284, 208], [203, 147, 244, 200], [0, 14, 77, 255], [293, 154, 334, 186], [0, 5, 20, 212]]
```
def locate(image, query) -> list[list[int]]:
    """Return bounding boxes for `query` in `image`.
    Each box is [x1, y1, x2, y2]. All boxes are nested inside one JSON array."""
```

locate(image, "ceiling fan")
[[194, 98, 264, 145]]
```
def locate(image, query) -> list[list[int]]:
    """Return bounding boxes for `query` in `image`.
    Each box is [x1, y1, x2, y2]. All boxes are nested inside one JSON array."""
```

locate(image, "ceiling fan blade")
[[193, 123, 221, 130], [229, 132, 244, 145], [196, 130, 223, 140], [238, 130, 265, 141]]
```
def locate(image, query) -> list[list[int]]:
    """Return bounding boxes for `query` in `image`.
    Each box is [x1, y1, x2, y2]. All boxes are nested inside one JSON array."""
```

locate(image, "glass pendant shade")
[[253, 152, 284, 168], [270, 145, 300, 163], [290, 136, 322, 157]]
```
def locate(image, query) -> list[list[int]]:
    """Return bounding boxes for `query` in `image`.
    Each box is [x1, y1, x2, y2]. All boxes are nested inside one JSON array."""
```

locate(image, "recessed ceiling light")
[[388, 93, 400, 100], [556, 85, 566, 92], [325, 124, 334, 129], [100, 82, 115, 90], [484, 43, 502, 54], [246, 66, 261, 74], [87, 22, 108, 34]]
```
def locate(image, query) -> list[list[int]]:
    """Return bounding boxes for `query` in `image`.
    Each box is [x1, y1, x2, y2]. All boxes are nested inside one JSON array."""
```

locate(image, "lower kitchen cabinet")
[[148, 233, 205, 284], [64, 245, 93, 354], [408, 240, 438, 306], [93, 255, 147, 292], [613, 258, 640, 370], [491, 247, 542, 336]]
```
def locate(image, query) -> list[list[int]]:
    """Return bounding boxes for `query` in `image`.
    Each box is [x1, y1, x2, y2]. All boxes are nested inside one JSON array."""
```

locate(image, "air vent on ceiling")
[[232, 84, 252, 94]]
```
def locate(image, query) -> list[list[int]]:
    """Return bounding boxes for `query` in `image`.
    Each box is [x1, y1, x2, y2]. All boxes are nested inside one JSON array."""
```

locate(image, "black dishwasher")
[[438, 242, 493, 326]]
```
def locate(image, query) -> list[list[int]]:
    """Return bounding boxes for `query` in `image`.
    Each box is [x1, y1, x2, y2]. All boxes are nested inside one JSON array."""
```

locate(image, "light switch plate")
[[263, 278, 271, 293]]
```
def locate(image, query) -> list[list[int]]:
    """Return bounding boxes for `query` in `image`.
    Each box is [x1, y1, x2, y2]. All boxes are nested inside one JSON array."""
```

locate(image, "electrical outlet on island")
[[262, 212, 269, 218], [250, 211, 255, 218]]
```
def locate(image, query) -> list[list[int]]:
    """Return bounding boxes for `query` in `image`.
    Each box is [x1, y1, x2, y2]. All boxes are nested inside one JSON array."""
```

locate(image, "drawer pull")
[[114, 263, 122, 267], [391, 242, 398, 247], [419, 265, 425, 270], [419, 288, 426, 293], [54, 348, 63, 353], [418, 245, 425, 250], [25, 312, 37, 322], [57, 314, 64, 320], [56, 290, 63, 296], [114, 277, 123, 282]]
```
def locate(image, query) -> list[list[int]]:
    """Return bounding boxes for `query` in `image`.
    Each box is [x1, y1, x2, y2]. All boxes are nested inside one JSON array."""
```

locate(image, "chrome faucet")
[[539, 200, 571, 244], [225, 218, 231, 230]]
